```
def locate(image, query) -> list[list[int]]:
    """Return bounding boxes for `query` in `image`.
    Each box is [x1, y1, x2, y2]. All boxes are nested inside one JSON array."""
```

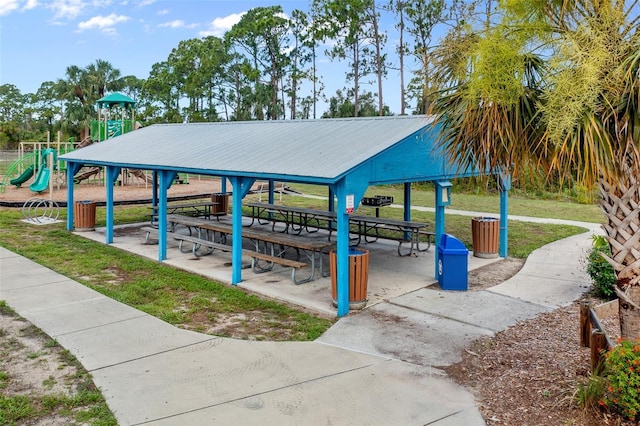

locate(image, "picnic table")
[[245, 202, 336, 234], [349, 214, 433, 256], [245, 202, 433, 256], [148, 201, 221, 226], [159, 214, 333, 284]]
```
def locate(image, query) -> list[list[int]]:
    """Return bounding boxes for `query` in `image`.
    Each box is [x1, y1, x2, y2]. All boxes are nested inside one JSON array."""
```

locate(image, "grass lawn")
[[0, 207, 334, 341]]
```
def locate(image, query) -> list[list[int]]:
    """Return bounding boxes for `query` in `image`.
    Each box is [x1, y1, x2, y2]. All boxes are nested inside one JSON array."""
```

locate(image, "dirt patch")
[[467, 257, 525, 290], [430, 257, 525, 291], [0, 307, 115, 424]]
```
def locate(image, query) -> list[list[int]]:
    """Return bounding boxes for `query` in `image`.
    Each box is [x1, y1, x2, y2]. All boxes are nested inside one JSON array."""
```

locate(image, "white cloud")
[[157, 8, 168, 15], [158, 19, 198, 29], [0, 0, 20, 16], [158, 19, 182, 28], [23, 0, 38, 11], [199, 12, 245, 37], [77, 13, 130, 33], [0, 0, 42, 17], [92, 0, 114, 7], [136, 0, 155, 6], [49, 0, 86, 20]]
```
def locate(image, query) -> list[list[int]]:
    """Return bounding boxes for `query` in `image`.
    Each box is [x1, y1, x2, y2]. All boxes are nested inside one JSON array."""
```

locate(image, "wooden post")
[[591, 330, 607, 375], [580, 302, 591, 347]]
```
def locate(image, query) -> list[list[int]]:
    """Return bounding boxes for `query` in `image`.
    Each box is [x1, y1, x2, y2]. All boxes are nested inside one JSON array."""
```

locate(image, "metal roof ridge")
[[149, 115, 433, 127]]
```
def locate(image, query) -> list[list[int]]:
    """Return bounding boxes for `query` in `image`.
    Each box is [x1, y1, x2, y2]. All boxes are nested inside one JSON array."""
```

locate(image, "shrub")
[[586, 235, 617, 300], [601, 338, 640, 421]]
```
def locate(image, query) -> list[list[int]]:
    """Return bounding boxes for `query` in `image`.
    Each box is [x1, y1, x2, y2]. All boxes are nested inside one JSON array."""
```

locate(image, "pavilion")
[[59, 115, 509, 316]]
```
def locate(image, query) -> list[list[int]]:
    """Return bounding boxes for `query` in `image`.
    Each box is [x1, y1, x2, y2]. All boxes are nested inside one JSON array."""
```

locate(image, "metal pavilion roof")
[[60, 115, 435, 183]]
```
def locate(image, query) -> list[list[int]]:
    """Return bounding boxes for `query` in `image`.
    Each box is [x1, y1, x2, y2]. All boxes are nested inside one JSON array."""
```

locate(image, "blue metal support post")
[[65, 162, 82, 231], [157, 171, 173, 261], [499, 174, 511, 258], [105, 166, 121, 244], [334, 182, 350, 317], [228, 176, 255, 285]]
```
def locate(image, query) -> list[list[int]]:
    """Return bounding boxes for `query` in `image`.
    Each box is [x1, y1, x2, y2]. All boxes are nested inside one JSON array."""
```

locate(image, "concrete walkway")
[[0, 217, 602, 425]]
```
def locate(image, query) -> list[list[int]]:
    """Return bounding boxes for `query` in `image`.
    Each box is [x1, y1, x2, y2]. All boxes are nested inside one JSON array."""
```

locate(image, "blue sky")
[[0, 0, 418, 115]]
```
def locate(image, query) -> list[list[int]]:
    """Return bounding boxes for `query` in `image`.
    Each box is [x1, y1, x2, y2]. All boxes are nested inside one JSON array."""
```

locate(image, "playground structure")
[[1, 135, 74, 194], [92, 92, 138, 142], [0, 92, 163, 196]]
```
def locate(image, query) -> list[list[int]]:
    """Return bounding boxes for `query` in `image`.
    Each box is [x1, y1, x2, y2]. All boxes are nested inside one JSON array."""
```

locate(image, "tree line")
[[0, 0, 490, 148]]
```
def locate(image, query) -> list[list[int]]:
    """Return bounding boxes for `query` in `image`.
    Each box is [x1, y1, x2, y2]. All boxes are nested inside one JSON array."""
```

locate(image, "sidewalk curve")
[[0, 246, 482, 425]]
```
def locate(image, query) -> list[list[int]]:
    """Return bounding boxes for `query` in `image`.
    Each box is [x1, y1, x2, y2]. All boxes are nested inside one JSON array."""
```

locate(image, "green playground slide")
[[29, 166, 50, 193], [9, 165, 35, 187], [0, 152, 37, 193]]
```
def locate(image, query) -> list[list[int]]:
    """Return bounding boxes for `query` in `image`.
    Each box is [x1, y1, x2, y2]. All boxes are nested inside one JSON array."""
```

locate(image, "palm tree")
[[429, 0, 640, 340], [85, 59, 123, 101], [59, 65, 88, 106]]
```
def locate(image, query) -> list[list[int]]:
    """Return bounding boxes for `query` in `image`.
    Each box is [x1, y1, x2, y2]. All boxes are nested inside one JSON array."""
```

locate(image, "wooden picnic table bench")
[[245, 202, 432, 256], [160, 214, 332, 284], [242, 227, 333, 284], [166, 214, 217, 235], [172, 232, 310, 281], [349, 215, 434, 256], [141, 226, 177, 244], [244, 202, 336, 234], [149, 201, 223, 227]]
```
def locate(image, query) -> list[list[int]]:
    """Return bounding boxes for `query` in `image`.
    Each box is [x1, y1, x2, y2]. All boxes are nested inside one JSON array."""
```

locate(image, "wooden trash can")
[[211, 193, 229, 215], [74, 200, 96, 231], [471, 217, 499, 258], [330, 248, 369, 310]]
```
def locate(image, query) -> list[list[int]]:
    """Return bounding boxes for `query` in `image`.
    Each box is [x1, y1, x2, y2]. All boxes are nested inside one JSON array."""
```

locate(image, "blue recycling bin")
[[437, 234, 469, 290]]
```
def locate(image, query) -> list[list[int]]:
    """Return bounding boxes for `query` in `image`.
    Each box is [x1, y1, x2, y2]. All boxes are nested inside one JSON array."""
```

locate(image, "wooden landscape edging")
[[580, 300, 617, 374]]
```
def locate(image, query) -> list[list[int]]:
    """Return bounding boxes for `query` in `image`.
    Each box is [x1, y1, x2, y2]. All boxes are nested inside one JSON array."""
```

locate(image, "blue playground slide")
[[10, 165, 35, 187], [29, 166, 50, 193]]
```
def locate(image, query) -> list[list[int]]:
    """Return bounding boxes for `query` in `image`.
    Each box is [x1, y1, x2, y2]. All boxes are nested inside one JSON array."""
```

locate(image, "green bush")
[[602, 338, 640, 420], [586, 235, 617, 300]]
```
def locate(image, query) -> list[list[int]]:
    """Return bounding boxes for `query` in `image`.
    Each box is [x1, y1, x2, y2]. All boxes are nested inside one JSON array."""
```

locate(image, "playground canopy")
[[59, 115, 509, 316], [94, 93, 137, 141], [96, 93, 136, 109]]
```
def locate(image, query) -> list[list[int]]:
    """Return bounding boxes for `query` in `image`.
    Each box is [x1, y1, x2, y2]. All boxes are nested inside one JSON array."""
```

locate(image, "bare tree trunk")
[[371, 1, 383, 116], [313, 46, 317, 120], [353, 43, 359, 117]]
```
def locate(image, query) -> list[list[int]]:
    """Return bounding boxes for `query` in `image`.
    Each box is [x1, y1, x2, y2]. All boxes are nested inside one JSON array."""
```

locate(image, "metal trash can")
[[74, 200, 96, 231], [471, 217, 499, 258], [437, 234, 469, 291], [330, 248, 369, 309], [211, 192, 230, 215]]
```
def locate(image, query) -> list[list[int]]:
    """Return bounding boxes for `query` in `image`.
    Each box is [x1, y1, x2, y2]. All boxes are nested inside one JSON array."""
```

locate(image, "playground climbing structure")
[[1, 92, 188, 194], [0, 136, 74, 193]]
